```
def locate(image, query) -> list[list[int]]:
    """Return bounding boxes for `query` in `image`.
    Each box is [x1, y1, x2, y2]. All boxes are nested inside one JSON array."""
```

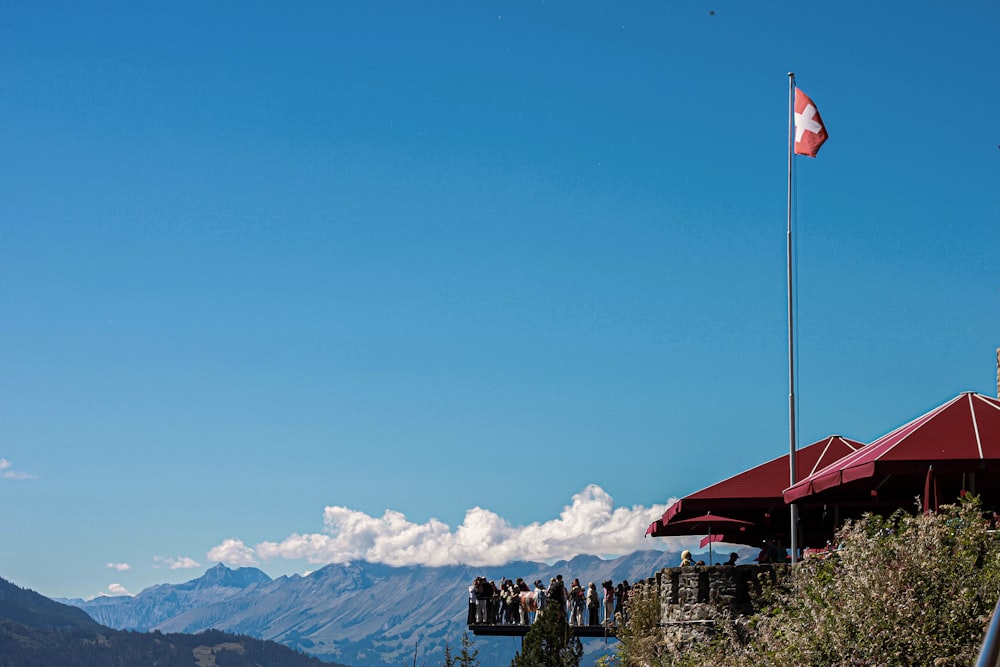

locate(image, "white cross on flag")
[[794, 88, 828, 157]]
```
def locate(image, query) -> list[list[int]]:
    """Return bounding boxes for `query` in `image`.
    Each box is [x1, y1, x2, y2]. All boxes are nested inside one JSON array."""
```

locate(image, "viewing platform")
[[468, 622, 617, 639], [467, 575, 625, 640]]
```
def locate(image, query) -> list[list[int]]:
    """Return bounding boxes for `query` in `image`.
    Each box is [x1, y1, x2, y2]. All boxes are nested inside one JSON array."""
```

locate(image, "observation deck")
[[468, 622, 617, 638]]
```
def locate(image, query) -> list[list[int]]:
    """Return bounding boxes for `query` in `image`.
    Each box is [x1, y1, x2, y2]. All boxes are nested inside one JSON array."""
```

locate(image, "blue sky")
[[1, 0, 997, 599]]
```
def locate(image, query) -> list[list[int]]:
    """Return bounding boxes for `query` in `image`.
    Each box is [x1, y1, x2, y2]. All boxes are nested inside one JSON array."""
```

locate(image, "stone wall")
[[624, 564, 781, 651], [655, 563, 779, 624]]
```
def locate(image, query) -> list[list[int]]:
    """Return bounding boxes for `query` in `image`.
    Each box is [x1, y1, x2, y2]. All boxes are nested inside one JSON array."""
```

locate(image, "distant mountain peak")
[[188, 563, 272, 590]]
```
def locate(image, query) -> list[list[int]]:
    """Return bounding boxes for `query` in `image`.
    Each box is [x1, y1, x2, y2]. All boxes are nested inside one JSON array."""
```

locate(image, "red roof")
[[647, 435, 862, 536], [784, 392, 1000, 503]]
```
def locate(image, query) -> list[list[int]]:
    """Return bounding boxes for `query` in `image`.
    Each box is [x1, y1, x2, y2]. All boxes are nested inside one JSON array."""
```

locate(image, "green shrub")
[[620, 498, 1000, 667], [616, 581, 662, 667]]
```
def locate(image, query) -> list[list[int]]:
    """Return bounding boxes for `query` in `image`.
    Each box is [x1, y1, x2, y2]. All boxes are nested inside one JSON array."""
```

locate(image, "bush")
[[621, 497, 1000, 667], [615, 581, 662, 667]]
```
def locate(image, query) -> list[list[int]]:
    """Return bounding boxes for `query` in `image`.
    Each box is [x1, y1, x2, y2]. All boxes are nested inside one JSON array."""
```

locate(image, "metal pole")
[[787, 72, 799, 564]]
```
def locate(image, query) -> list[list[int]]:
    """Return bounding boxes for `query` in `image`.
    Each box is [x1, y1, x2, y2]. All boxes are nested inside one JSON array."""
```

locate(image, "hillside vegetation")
[[617, 497, 1000, 667]]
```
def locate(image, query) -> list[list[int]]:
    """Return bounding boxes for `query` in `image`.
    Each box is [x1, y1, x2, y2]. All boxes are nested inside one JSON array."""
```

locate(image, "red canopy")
[[647, 435, 863, 537], [784, 392, 1000, 504], [652, 513, 753, 536], [653, 513, 754, 565]]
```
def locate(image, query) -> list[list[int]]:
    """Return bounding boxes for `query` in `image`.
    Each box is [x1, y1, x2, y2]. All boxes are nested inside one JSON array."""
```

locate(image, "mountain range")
[[64, 550, 694, 667], [0, 576, 334, 666]]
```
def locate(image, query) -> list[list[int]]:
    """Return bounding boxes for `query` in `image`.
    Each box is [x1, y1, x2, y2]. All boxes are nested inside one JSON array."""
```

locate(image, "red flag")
[[700, 534, 724, 548], [794, 88, 828, 157]]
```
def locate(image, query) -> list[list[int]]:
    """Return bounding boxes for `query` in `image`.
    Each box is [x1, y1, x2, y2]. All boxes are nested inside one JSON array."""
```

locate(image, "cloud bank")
[[106, 583, 132, 596], [154, 555, 201, 570], [0, 458, 37, 480], [208, 484, 674, 568]]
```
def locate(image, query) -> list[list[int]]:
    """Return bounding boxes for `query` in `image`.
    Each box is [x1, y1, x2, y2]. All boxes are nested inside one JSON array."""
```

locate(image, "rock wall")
[[656, 563, 774, 623], [627, 564, 781, 650]]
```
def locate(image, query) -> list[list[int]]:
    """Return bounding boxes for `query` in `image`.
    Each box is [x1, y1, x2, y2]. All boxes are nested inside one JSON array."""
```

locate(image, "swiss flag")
[[794, 88, 828, 157]]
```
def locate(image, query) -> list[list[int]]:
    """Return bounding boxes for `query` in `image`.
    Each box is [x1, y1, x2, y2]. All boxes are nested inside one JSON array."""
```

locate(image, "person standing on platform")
[[586, 582, 599, 626], [569, 578, 585, 626], [602, 580, 615, 626]]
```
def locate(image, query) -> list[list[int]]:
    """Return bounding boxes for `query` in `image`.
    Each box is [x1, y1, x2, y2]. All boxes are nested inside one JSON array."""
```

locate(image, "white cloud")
[[106, 583, 132, 596], [212, 484, 673, 568], [207, 538, 258, 567], [106, 562, 131, 572], [0, 458, 37, 480], [154, 555, 201, 570]]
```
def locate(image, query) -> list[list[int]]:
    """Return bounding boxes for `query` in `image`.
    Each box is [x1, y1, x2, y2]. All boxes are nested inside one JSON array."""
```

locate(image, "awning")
[[784, 392, 1000, 504], [647, 435, 863, 537]]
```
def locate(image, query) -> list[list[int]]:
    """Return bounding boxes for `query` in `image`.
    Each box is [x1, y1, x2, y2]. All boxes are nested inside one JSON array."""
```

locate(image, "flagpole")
[[786, 72, 799, 565]]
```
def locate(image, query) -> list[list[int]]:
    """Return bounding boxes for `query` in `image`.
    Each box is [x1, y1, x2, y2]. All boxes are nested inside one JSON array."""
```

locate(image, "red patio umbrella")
[[653, 513, 753, 564], [784, 392, 1000, 507], [648, 435, 863, 538], [923, 465, 940, 516]]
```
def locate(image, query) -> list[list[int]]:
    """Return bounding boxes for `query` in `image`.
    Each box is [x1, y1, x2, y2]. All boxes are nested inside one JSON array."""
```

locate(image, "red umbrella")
[[654, 513, 753, 565], [923, 465, 940, 516], [785, 392, 1000, 506]]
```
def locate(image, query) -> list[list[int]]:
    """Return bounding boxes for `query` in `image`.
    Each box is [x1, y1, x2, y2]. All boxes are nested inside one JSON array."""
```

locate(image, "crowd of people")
[[468, 574, 632, 627]]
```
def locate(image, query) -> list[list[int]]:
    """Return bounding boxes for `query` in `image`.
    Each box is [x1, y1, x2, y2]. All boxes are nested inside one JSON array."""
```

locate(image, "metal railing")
[[975, 596, 1000, 667]]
